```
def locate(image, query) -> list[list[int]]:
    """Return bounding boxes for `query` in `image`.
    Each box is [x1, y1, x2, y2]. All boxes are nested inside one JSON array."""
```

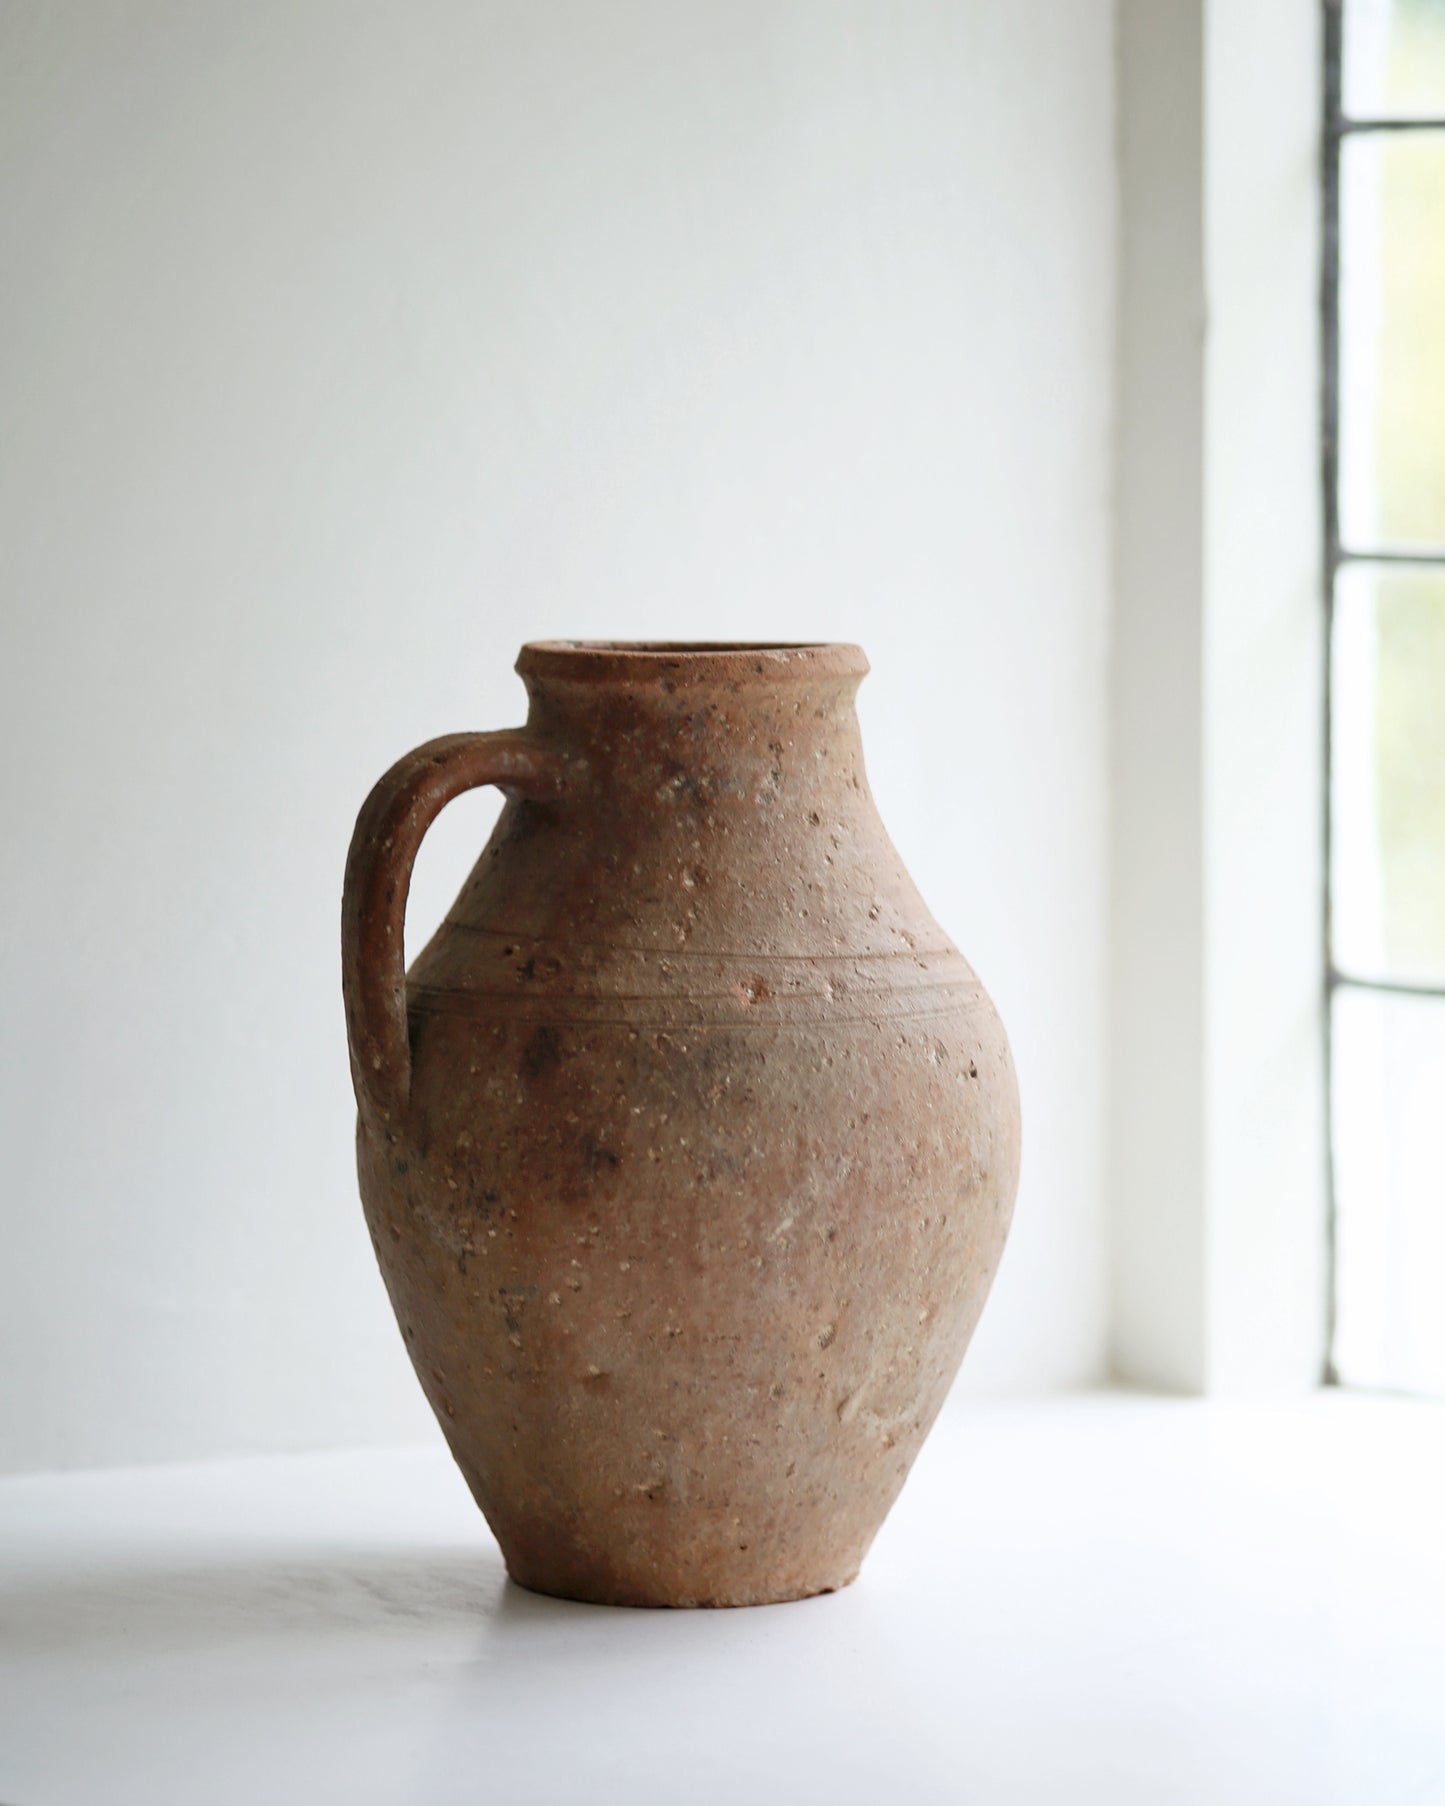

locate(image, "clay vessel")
[[342, 641, 1019, 1607]]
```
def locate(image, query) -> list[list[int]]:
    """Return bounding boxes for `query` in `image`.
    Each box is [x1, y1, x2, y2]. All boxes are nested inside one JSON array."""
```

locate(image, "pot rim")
[[517, 640, 869, 683]]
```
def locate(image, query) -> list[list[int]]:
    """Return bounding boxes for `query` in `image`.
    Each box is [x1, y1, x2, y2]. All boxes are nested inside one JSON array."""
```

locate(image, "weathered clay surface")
[[342, 642, 1019, 1607]]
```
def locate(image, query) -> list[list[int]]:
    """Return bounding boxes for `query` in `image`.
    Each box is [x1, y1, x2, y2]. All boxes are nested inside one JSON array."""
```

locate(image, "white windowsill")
[[3, 1389, 1440, 1805]]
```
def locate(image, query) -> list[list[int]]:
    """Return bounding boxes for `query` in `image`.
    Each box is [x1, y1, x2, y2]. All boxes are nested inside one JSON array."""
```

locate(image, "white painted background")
[[0, 0, 1114, 1472], [1110, 0, 1324, 1395]]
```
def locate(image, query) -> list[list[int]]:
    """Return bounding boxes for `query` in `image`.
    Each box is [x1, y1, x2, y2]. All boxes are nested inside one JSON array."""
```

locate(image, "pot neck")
[[517, 641, 868, 690], [517, 641, 869, 797]]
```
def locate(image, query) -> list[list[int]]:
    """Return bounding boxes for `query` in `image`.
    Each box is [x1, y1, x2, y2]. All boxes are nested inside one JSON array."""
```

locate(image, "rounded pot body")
[[343, 642, 1019, 1607]]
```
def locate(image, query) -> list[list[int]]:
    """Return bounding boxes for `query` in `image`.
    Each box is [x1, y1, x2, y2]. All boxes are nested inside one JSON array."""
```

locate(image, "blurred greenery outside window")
[[1330, 0, 1445, 1394]]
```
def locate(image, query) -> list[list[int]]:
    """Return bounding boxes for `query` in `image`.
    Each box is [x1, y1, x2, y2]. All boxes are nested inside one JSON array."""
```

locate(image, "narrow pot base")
[[505, 1565, 861, 1610]]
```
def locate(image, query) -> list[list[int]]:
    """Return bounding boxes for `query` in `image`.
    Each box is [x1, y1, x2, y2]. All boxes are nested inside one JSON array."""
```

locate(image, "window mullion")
[[1338, 116, 1445, 135], [1330, 971, 1445, 1002], [1338, 547, 1445, 567]]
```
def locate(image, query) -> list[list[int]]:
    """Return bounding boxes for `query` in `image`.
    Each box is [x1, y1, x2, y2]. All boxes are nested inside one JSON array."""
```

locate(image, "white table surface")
[[2, 1390, 1442, 1806]]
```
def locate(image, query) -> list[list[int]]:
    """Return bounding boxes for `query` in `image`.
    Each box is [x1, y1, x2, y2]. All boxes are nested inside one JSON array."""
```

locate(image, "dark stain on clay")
[[522, 1025, 562, 1078], [581, 1133, 622, 1172]]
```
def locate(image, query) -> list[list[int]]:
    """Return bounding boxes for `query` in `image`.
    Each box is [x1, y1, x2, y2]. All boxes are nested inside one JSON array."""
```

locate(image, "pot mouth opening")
[[518, 640, 869, 683], [544, 641, 815, 653]]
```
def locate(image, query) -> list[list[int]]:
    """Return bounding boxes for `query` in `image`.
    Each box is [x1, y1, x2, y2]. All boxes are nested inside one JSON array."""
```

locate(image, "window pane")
[[1339, 129, 1445, 548], [1344, 0, 1445, 119], [1332, 565, 1445, 984], [1333, 985, 1445, 1394]]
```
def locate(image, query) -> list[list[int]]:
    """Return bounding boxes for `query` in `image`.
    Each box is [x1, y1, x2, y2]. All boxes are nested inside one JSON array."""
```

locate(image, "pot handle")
[[342, 730, 566, 1129]]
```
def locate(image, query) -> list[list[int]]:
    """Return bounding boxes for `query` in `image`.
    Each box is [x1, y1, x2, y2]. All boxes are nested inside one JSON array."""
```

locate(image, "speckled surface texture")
[[342, 642, 1020, 1607]]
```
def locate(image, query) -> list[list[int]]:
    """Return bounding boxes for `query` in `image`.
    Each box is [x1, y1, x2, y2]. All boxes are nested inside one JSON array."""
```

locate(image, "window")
[[1324, 0, 1445, 1392]]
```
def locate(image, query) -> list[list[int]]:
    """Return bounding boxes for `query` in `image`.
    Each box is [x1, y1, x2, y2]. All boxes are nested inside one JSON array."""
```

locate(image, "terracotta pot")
[[342, 641, 1019, 1607]]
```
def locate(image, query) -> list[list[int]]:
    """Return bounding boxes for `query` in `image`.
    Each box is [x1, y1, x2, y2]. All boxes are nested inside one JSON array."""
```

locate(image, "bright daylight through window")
[[1326, 0, 1445, 1393]]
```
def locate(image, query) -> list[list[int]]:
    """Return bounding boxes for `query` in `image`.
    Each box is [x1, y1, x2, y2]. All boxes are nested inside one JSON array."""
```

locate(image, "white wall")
[[1110, 0, 1326, 1393], [1201, 0, 1326, 1391], [0, 0, 1115, 1472], [1109, 0, 1209, 1390]]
